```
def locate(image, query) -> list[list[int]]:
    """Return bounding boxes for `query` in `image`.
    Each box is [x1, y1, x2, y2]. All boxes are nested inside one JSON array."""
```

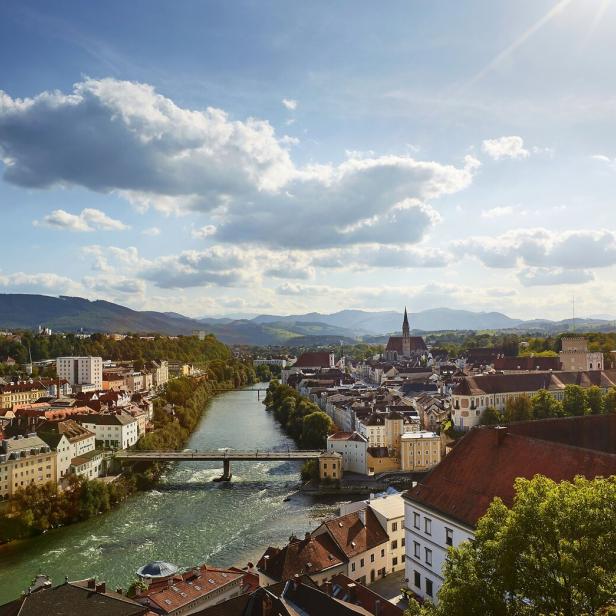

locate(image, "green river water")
[[0, 384, 341, 603]]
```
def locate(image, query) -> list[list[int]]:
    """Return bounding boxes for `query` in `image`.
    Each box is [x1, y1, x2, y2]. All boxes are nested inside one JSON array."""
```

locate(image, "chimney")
[[324, 580, 333, 596], [262, 554, 269, 572], [347, 582, 357, 601], [262, 594, 273, 616], [495, 425, 507, 446], [304, 532, 311, 541], [359, 508, 366, 527], [95, 582, 106, 594], [87, 578, 96, 589], [293, 574, 300, 591], [375, 599, 381, 616]]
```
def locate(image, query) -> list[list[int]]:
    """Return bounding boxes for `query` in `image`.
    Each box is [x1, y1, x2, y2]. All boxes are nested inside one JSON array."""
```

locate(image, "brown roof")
[[295, 351, 333, 368], [318, 508, 389, 559], [404, 422, 616, 528], [493, 356, 561, 371], [257, 534, 345, 581], [385, 336, 427, 353], [135, 565, 244, 614], [452, 370, 616, 397], [328, 432, 367, 442], [329, 574, 404, 616]]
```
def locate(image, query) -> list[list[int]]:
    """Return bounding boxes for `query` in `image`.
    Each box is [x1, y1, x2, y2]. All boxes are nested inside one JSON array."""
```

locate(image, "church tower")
[[402, 306, 411, 357]]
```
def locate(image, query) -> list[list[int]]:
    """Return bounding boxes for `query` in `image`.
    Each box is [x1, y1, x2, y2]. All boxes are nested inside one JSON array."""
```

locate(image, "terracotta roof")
[[385, 336, 427, 353], [328, 432, 368, 442], [295, 352, 333, 368], [318, 508, 389, 559], [329, 574, 404, 616], [257, 534, 345, 581], [404, 423, 616, 528], [135, 565, 244, 614]]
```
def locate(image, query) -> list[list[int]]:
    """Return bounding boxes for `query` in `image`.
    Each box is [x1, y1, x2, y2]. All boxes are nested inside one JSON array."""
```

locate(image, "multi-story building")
[[400, 431, 441, 472], [451, 369, 616, 430], [147, 360, 169, 388], [0, 434, 56, 499], [56, 356, 103, 389], [327, 432, 368, 475], [75, 412, 139, 449], [403, 416, 616, 604], [0, 382, 48, 408], [559, 337, 603, 371]]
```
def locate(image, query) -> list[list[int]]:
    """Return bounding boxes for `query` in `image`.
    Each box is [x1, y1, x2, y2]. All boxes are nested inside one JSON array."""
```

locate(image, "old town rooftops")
[[328, 432, 368, 442], [257, 533, 345, 581], [452, 369, 616, 397], [404, 417, 616, 528]]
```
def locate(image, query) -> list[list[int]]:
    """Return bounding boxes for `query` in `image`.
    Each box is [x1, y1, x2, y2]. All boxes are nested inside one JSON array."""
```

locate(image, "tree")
[[435, 475, 616, 616], [562, 384, 590, 416], [604, 387, 616, 415], [586, 385, 604, 415], [530, 389, 562, 419], [255, 364, 272, 382], [503, 395, 532, 423], [479, 407, 503, 426], [301, 411, 334, 449]]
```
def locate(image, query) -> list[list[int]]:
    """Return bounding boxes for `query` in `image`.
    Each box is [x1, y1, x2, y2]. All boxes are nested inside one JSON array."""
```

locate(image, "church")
[[384, 307, 427, 361]]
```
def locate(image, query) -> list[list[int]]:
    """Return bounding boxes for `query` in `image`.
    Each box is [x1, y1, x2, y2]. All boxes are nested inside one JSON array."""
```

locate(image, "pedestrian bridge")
[[114, 449, 324, 481]]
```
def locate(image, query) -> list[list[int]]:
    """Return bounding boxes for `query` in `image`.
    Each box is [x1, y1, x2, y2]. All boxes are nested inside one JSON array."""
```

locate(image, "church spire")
[[402, 306, 410, 337]]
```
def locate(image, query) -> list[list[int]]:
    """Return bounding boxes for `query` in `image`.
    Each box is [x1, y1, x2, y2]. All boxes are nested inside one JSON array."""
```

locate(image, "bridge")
[[114, 449, 324, 481]]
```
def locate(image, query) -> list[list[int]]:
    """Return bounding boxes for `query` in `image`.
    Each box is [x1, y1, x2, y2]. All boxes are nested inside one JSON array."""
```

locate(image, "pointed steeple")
[[402, 306, 410, 337]]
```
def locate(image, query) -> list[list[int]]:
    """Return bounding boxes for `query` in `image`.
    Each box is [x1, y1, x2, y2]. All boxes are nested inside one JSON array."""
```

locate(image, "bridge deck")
[[115, 449, 324, 461]]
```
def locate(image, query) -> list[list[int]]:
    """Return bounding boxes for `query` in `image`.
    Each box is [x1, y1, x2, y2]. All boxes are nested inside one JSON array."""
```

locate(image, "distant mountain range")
[[0, 294, 614, 346]]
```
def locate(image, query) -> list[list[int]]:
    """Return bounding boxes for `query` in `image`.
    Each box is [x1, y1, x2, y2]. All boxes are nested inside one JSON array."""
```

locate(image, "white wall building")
[[326, 431, 368, 475], [56, 356, 103, 389], [77, 413, 139, 449]]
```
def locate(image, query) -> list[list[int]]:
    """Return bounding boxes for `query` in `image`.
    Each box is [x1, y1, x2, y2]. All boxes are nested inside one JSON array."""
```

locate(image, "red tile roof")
[[295, 352, 334, 368], [385, 336, 427, 353], [328, 432, 367, 442], [257, 534, 345, 581], [493, 356, 561, 371], [135, 565, 244, 614], [404, 423, 616, 528], [318, 509, 389, 559], [329, 574, 404, 616]]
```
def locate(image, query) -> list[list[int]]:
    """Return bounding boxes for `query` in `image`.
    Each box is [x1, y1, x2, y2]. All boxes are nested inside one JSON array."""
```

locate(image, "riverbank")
[[0, 383, 340, 604], [0, 367, 256, 545]]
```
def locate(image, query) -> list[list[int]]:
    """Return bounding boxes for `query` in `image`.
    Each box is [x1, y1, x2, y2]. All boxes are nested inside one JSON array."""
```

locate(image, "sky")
[[0, 0, 615, 320]]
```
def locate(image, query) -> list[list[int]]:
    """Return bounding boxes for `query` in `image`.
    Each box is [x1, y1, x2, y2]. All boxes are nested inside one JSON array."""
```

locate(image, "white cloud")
[[591, 154, 616, 169], [0, 79, 477, 250], [481, 136, 529, 160], [282, 98, 298, 110], [517, 267, 595, 287], [480, 206, 515, 219], [34, 208, 128, 232], [454, 228, 616, 269], [0, 272, 80, 294], [191, 225, 217, 239], [141, 226, 160, 236]]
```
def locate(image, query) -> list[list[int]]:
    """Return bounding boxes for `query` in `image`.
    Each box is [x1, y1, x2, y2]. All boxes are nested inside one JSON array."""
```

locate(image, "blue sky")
[[0, 0, 615, 319]]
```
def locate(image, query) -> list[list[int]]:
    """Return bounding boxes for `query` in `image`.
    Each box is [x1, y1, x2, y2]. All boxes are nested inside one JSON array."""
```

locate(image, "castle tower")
[[402, 307, 411, 357]]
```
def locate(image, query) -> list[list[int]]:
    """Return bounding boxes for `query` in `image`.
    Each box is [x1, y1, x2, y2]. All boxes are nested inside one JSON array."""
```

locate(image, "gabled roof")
[[328, 432, 368, 442], [404, 421, 616, 528], [385, 336, 427, 353], [318, 508, 389, 558], [295, 352, 333, 368], [257, 534, 345, 581]]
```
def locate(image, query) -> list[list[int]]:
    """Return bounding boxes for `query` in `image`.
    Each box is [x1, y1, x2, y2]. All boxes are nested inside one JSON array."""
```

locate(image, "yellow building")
[[0, 383, 48, 408], [400, 431, 441, 472], [0, 435, 57, 499], [318, 451, 342, 481]]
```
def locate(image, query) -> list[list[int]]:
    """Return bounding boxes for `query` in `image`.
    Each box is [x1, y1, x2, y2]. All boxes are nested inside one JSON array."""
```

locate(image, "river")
[[0, 383, 342, 603]]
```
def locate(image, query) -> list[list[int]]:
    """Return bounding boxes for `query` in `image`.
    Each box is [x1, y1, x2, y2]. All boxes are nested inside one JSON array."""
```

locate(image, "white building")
[[400, 431, 441, 472], [326, 431, 368, 475], [76, 412, 139, 449], [56, 356, 103, 389]]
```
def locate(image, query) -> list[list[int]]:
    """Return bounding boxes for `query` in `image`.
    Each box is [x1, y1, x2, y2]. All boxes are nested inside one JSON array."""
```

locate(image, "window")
[[413, 512, 420, 529], [370, 554, 375, 563], [360, 558, 365, 567], [351, 563, 356, 572], [425, 579, 433, 597], [414, 571, 421, 589], [446, 527, 453, 547], [392, 522, 398, 532], [424, 517, 431, 535], [414, 542, 420, 558], [393, 557, 398, 566], [391, 540, 397, 550], [402, 555, 406, 562], [381, 548, 385, 558], [401, 537, 405, 547], [425, 548, 432, 566]]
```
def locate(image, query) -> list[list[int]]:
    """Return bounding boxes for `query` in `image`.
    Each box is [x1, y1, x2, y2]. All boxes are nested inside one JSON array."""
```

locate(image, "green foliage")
[[263, 381, 334, 448], [255, 364, 273, 381], [300, 459, 320, 482], [604, 388, 616, 415], [530, 389, 563, 419], [563, 384, 590, 416], [503, 394, 533, 422], [479, 407, 503, 426], [435, 475, 616, 616], [586, 385, 604, 415]]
